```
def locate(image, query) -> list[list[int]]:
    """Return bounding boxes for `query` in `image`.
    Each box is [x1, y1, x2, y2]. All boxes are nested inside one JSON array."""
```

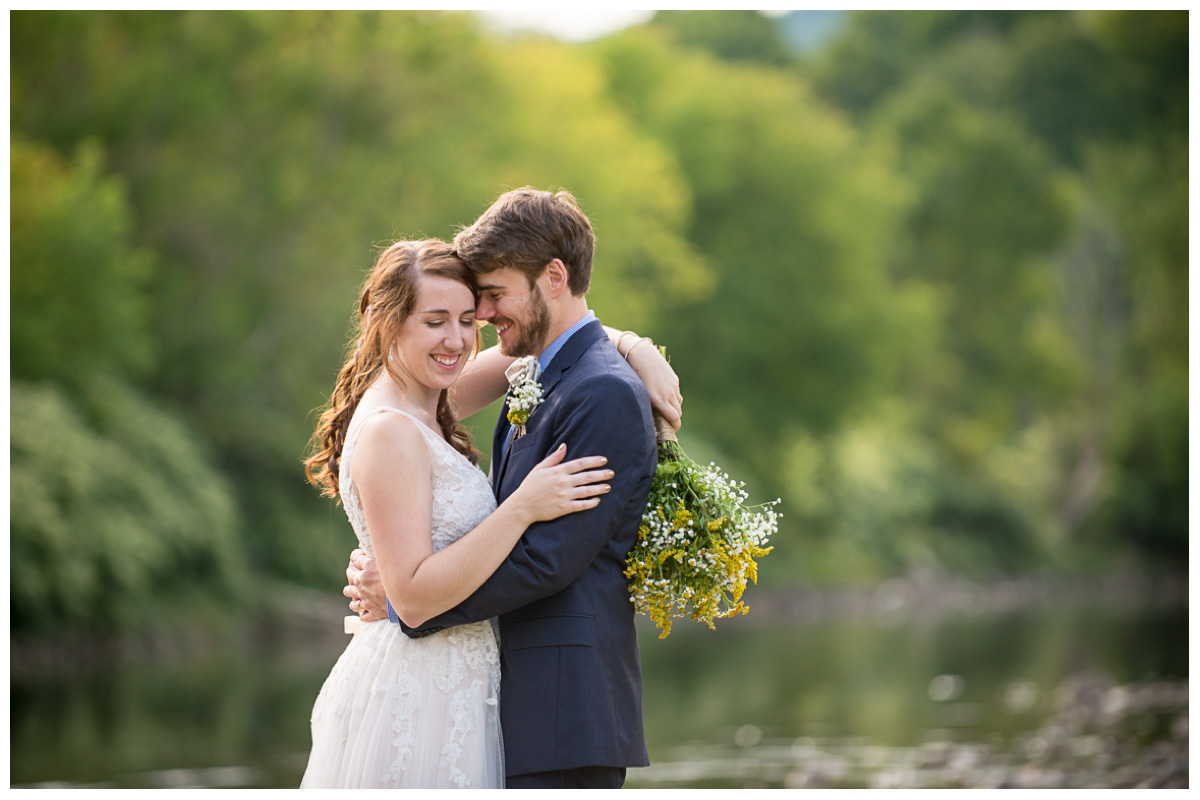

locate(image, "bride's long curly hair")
[[305, 239, 481, 499]]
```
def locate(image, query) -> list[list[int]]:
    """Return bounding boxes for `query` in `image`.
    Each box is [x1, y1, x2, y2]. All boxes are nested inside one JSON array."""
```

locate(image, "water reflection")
[[629, 675, 1188, 789], [11, 640, 328, 789], [10, 594, 1187, 788], [627, 600, 1187, 788]]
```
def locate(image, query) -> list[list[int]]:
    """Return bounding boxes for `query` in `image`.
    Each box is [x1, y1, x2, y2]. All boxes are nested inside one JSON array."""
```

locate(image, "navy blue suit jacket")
[[401, 320, 656, 776]]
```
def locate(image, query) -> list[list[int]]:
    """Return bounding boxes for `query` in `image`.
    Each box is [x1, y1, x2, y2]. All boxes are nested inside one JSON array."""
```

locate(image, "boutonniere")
[[504, 356, 544, 440]]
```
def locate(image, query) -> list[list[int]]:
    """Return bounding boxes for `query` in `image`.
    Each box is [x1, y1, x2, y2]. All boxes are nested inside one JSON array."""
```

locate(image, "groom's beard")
[[498, 285, 551, 358]]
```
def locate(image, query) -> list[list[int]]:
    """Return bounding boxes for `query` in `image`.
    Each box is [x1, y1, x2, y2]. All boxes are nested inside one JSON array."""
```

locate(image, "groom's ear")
[[543, 258, 569, 297]]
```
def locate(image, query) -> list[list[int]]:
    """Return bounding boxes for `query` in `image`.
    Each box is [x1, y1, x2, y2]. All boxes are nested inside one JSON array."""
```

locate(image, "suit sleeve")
[[403, 374, 651, 633]]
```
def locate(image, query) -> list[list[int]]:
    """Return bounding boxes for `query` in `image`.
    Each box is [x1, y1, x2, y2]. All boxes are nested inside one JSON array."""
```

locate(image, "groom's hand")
[[344, 549, 388, 622]]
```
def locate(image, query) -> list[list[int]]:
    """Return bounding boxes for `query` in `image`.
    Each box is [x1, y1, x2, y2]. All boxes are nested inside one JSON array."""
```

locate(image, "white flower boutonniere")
[[504, 356, 544, 440]]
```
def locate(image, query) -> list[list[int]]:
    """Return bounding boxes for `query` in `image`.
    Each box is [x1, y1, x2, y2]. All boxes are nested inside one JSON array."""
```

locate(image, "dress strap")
[[341, 406, 436, 495], [373, 406, 444, 443]]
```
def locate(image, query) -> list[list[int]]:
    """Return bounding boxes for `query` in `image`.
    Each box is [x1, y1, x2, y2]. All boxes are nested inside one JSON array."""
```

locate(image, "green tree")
[[872, 79, 1080, 460], [810, 10, 1063, 118], [650, 10, 793, 66], [1083, 139, 1187, 560], [12, 10, 704, 585], [598, 28, 929, 483], [11, 8, 1186, 596], [998, 12, 1185, 167], [12, 380, 247, 632], [11, 138, 154, 385], [10, 133, 247, 632], [1088, 10, 1188, 142], [805, 9, 1187, 571]]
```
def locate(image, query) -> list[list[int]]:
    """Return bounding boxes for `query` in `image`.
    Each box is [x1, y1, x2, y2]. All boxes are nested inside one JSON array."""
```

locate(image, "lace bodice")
[[340, 406, 496, 558]]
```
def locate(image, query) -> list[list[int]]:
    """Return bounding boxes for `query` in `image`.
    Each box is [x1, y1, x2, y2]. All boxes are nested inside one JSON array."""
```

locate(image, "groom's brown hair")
[[453, 187, 594, 296]]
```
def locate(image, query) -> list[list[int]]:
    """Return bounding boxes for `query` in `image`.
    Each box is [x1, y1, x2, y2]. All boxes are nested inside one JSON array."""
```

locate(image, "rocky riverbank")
[[629, 671, 1188, 789]]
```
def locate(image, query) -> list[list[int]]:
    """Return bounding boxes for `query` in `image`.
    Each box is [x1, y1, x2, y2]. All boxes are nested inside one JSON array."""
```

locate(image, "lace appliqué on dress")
[[442, 679, 486, 787], [383, 661, 424, 786]]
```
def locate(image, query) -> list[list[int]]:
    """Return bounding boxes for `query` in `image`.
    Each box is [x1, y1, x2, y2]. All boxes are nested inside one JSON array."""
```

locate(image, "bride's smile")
[[389, 275, 478, 395]]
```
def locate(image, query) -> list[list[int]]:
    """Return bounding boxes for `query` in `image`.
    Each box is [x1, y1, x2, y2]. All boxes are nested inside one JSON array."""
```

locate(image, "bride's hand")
[[510, 444, 613, 524], [627, 341, 683, 430], [345, 549, 388, 622]]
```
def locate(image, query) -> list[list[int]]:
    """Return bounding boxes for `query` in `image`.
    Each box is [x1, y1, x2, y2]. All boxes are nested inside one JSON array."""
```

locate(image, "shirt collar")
[[537, 310, 596, 373]]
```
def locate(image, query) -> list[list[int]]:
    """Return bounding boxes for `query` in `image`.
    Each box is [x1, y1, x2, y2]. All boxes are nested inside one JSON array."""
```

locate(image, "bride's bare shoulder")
[[353, 408, 430, 475]]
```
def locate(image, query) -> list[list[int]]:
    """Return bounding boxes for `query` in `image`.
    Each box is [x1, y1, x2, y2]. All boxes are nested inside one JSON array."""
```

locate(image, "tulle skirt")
[[300, 617, 504, 789]]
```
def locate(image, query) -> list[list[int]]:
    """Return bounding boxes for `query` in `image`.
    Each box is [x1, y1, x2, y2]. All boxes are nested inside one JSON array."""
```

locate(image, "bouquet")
[[625, 404, 780, 638]]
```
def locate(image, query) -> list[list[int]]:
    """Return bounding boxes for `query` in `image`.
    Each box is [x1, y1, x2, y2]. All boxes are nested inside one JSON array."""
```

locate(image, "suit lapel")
[[495, 411, 517, 491], [490, 395, 513, 491], [492, 319, 607, 491], [536, 319, 605, 399]]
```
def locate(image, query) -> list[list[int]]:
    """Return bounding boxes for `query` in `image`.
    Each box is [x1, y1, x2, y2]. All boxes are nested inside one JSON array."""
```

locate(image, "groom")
[[349, 188, 657, 789]]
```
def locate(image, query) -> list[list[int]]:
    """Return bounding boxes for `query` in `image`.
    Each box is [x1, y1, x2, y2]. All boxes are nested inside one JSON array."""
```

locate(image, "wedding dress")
[[300, 406, 504, 789]]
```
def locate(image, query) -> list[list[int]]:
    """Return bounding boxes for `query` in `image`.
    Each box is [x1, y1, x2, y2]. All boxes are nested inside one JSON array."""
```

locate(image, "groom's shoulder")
[[556, 344, 655, 455], [573, 338, 649, 397], [554, 348, 651, 429]]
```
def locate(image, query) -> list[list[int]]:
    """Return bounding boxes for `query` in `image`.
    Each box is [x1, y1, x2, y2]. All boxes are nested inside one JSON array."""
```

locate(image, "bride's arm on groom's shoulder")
[[448, 345, 514, 419], [605, 326, 683, 431]]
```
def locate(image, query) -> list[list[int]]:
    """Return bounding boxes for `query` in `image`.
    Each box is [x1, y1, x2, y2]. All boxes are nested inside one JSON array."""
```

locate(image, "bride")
[[300, 239, 676, 788]]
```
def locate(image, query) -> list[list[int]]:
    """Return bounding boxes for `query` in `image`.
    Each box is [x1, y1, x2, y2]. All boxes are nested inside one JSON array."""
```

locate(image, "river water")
[[11, 579, 1187, 789]]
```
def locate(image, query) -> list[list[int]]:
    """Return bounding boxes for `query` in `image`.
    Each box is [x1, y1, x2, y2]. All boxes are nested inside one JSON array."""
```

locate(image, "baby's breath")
[[626, 439, 780, 638], [506, 374, 543, 426]]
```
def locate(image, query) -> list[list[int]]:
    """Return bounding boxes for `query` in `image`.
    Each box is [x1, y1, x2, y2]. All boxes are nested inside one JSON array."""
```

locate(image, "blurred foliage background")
[[10, 10, 1187, 636]]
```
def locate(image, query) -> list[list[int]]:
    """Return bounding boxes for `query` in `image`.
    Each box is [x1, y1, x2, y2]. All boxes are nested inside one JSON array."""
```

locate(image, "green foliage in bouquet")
[[625, 429, 780, 638]]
